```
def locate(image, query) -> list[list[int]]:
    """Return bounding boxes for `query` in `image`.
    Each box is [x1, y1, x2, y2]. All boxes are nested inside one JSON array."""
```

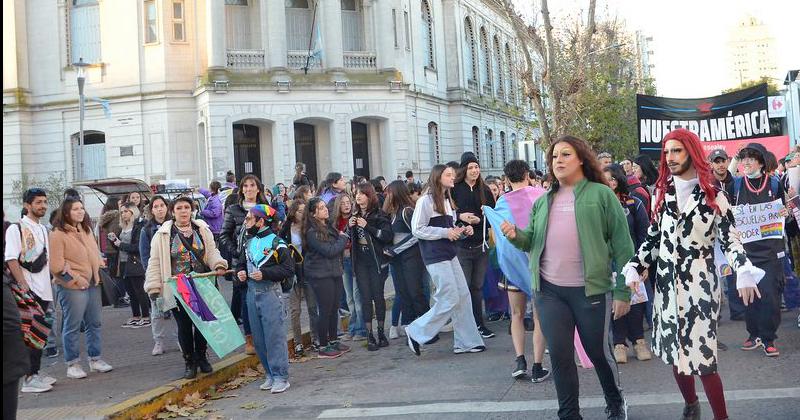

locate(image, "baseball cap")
[[707, 149, 728, 162]]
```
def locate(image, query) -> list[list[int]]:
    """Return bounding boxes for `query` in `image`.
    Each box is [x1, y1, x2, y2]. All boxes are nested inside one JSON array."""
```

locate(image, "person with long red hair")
[[623, 128, 763, 420]]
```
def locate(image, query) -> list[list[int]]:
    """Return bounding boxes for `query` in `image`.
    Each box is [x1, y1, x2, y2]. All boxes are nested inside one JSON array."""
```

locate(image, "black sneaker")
[[478, 325, 496, 338], [407, 334, 421, 356], [487, 312, 503, 322], [45, 347, 59, 358], [512, 355, 527, 379], [531, 366, 550, 383], [605, 399, 628, 420], [454, 345, 486, 354]]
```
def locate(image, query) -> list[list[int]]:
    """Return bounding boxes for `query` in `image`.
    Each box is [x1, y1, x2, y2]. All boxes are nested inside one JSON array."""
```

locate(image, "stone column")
[[206, 0, 226, 70], [265, 0, 287, 69], [321, 0, 344, 70]]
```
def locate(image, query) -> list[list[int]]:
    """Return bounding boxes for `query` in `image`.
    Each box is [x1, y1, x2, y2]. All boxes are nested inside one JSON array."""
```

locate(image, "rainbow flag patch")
[[760, 222, 783, 239]]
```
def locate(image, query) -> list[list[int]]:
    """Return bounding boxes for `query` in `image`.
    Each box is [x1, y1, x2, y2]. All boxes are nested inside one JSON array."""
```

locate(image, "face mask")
[[246, 225, 261, 235], [745, 170, 763, 179]]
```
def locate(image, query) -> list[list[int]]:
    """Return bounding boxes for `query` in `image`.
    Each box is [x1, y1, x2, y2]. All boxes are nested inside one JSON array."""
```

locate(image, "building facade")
[[3, 0, 533, 212], [726, 14, 778, 88]]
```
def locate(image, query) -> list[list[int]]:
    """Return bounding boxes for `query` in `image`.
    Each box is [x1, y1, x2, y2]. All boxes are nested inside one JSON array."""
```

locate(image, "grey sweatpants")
[[406, 257, 484, 351]]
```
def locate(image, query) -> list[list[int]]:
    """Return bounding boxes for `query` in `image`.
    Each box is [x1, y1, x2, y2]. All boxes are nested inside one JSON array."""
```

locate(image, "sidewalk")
[[17, 278, 396, 419]]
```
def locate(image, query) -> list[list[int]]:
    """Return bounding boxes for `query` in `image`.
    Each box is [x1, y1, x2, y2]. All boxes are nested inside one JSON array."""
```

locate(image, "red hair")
[[652, 128, 719, 219]]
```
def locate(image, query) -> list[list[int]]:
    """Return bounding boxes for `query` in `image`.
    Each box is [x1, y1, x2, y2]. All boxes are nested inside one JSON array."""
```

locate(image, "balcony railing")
[[226, 49, 265, 69], [467, 79, 478, 92], [287, 51, 320, 70], [343, 51, 376, 70], [482, 84, 492, 96]]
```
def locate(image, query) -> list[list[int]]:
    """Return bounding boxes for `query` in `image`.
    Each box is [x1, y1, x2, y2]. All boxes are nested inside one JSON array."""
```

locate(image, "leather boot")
[[183, 354, 197, 380], [244, 335, 256, 355], [367, 332, 379, 351], [196, 353, 213, 374], [377, 326, 389, 348]]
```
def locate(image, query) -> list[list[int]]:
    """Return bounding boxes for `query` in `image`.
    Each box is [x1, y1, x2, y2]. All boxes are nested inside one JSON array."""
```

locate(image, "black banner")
[[637, 84, 771, 158]]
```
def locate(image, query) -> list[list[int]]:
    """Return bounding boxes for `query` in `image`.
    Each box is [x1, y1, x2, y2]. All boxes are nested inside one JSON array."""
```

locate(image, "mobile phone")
[[62, 272, 74, 282]]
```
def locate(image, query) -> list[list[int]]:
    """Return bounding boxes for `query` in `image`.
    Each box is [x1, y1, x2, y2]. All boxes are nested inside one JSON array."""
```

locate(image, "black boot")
[[196, 353, 213, 374], [377, 326, 389, 347], [183, 354, 197, 380], [681, 399, 700, 420], [367, 332, 379, 351]]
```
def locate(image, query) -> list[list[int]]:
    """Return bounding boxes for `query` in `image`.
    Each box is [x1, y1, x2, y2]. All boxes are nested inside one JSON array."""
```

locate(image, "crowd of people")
[[4, 130, 800, 420]]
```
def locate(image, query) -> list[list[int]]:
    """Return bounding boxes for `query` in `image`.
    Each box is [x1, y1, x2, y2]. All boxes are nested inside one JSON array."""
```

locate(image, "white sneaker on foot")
[[21, 375, 53, 393], [34, 374, 57, 386], [259, 377, 274, 391], [271, 379, 290, 394], [67, 364, 88, 379], [89, 358, 113, 373], [152, 341, 164, 356], [389, 326, 399, 339]]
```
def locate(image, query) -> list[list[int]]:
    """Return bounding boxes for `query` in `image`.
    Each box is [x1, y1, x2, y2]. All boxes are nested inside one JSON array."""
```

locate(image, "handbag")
[[124, 254, 145, 278], [9, 282, 51, 350]]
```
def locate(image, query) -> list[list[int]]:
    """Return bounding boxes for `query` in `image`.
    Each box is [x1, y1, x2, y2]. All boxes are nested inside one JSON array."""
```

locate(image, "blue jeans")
[[342, 256, 367, 336], [246, 282, 289, 381], [57, 284, 103, 364], [390, 265, 404, 326]]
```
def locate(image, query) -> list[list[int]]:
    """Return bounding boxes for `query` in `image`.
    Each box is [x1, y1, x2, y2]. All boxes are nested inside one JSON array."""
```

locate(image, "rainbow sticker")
[[760, 222, 783, 239]]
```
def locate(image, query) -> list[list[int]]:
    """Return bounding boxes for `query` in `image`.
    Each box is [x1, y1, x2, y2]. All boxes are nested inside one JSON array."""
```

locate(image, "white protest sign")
[[732, 199, 785, 244]]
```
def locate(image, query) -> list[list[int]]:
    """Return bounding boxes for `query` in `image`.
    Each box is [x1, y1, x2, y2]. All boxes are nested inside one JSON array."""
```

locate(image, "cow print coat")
[[628, 182, 750, 375]]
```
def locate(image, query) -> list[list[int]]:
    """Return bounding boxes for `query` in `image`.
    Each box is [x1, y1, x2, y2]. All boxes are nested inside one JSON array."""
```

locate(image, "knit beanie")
[[460, 151, 479, 168]]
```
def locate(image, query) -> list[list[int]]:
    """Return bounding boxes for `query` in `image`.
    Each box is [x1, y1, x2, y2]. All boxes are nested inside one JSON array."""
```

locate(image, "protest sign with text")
[[732, 199, 785, 244]]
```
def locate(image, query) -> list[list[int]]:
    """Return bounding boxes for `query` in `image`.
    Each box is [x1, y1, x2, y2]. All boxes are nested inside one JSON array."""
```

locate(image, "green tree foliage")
[[722, 77, 780, 96], [11, 172, 69, 211]]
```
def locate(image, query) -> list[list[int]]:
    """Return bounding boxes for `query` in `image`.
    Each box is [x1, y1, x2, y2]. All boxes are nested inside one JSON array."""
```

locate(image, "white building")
[[3, 0, 533, 212], [726, 14, 778, 88]]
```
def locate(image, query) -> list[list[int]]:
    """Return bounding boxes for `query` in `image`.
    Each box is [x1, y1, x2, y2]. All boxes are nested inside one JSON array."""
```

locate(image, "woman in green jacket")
[[501, 135, 634, 420]]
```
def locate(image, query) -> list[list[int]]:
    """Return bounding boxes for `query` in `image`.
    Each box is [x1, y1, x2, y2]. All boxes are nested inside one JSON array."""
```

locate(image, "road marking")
[[317, 387, 800, 418]]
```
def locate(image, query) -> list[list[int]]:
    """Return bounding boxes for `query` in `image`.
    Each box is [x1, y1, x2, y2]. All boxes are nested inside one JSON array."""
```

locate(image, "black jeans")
[[309, 276, 343, 347], [121, 266, 149, 318], [3, 379, 19, 420], [353, 245, 388, 326], [231, 281, 251, 336], [534, 280, 623, 420], [457, 245, 489, 327], [172, 300, 207, 361], [745, 258, 785, 343], [29, 296, 49, 375], [390, 247, 429, 324], [612, 302, 645, 346]]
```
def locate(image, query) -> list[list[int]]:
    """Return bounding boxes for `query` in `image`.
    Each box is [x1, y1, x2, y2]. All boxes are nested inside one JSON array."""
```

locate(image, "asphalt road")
[[204, 309, 800, 419]]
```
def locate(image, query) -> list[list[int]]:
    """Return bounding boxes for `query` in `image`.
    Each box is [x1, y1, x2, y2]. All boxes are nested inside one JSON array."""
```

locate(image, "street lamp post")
[[73, 57, 89, 180]]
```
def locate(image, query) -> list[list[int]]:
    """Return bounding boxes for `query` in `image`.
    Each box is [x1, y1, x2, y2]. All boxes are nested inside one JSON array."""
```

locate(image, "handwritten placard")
[[732, 199, 785, 244]]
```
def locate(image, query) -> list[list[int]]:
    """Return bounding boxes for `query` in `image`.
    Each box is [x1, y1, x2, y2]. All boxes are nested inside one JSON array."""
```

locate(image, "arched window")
[[493, 35, 503, 99], [505, 43, 515, 104], [510, 133, 518, 159], [472, 126, 481, 165], [421, 0, 434, 69], [500, 131, 507, 166], [428, 122, 440, 164], [486, 129, 495, 168], [71, 130, 107, 180], [479, 27, 491, 94], [463, 17, 477, 86]]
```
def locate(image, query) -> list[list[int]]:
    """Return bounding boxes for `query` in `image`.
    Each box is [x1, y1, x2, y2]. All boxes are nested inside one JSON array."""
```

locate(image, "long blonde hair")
[[120, 203, 141, 230]]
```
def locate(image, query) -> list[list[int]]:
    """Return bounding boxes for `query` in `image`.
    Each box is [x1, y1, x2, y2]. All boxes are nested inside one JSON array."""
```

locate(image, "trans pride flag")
[[482, 187, 547, 297]]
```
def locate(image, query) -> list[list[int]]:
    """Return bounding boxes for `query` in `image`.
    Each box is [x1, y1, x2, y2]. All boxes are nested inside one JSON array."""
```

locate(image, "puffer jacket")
[[303, 223, 347, 280]]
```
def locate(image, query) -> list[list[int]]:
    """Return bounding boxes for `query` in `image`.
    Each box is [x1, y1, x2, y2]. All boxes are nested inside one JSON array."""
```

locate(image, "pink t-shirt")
[[540, 186, 585, 287]]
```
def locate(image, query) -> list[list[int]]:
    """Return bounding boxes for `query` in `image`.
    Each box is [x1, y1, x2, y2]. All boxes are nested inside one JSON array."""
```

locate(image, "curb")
[[102, 294, 395, 419]]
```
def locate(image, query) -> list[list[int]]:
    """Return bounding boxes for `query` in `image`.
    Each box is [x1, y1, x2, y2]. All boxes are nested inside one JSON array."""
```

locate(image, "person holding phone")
[[49, 198, 114, 380], [144, 197, 228, 379]]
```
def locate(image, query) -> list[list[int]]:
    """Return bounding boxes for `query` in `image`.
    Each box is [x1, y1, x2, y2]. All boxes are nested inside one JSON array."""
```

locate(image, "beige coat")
[[49, 224, 102, 289], [144, 219, 227, 312]]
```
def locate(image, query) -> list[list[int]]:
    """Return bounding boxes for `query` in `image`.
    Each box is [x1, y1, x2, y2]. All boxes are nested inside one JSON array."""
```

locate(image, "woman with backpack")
[[383, 181, 429, 337], [144, 197, 227, 379], [220, 174, 269, 355], [279, 199, 320, 357], [111, 203, 149, 329], [303, 197, 350, 359], [237, 205, 294, 393], [349, 183, 393, 351]]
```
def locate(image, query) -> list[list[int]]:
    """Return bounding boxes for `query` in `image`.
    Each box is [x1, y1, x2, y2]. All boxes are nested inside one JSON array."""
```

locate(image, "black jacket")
[[220, 202, 267, 267], [278, 220, 305, 285], [350, 210, 393, 272], [113, 218, 146, 278], [236, 229, 295, 283], [451, 181, 495, 248], [303, 223, 348, 280]]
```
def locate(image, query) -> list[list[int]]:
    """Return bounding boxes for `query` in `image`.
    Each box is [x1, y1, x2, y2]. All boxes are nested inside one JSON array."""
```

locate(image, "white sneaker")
[[21, 375, 53, 393], [271, 379, 290, 394], [398, 325, 407, 337], [37, 374, 57, 386], [67, 364, 88, 379], [389, 326, 400, 339], [152, 341, 164, 356], [89, 359, 113, 373], [441, 320, 454, 332], [259, 377, 274, 391]]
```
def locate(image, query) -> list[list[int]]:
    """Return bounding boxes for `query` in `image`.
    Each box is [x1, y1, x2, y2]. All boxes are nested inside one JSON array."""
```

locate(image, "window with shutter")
[[505, 43, 515, 104], [428, 122, 440, 164], [493, 35, 503, 99], [341, 0, 364, 51], [286, 0, 313, 51], [463, 18, 476, 84], [69, 0, 101, 63], [479, 27, 490, 93], [500, 131, 507, 165], [421, 0, 434, 69], [226, 0, 254, 49], [472, 126, 481, 165], [487, 130, 495, 168], [144, 0, 158, 44]]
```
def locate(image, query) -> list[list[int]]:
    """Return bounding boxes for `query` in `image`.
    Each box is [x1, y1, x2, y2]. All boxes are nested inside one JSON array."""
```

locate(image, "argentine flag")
[[482, 186, 546, 297]]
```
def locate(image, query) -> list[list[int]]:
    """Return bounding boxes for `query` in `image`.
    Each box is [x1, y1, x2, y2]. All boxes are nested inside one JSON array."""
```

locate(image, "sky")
[[511, 0, 800, 98]]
